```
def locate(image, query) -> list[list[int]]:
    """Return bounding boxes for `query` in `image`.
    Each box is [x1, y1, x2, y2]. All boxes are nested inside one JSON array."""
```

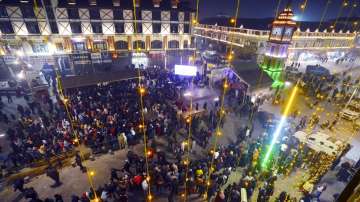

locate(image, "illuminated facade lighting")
[[68, 0, 76, 5], [89, 0, 96, 6]]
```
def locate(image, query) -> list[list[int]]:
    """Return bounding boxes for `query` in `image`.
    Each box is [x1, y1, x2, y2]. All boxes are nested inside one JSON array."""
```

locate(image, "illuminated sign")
[[174, 65, 197, 76]]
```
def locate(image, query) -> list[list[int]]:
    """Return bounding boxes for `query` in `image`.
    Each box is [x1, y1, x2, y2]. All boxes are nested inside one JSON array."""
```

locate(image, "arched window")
[[151, 40, 162, 49], [115, 41, 128, 50], [168, 40, 179, 49], [183, 40, 189, 48], [133, 40, 145, 50]]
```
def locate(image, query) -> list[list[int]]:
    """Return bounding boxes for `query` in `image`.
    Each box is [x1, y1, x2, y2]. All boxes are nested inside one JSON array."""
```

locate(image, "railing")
[[194, 24, 356, 39], [194, 24, 269, 38]]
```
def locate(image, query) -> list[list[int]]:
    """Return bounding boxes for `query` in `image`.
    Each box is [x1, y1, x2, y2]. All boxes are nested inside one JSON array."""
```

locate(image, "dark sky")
[[194, 0, 359, 21]]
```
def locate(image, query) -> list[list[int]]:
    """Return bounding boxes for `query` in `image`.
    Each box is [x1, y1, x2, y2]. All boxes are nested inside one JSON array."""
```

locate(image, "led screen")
[[174, 65, 197, 76]]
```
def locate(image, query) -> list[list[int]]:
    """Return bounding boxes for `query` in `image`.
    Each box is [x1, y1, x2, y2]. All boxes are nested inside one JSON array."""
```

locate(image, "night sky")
[[195, 0, 360, 21]]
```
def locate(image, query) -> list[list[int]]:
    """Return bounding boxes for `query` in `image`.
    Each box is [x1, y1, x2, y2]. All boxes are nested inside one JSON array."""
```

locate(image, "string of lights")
[[204, 80, 228, 200], [182, 1, 200, 200], [182, 76, 194, 201], [55, 68, 99, 201], [342, 1, 358, 31], [332, 0, 349, 30], [274, 0, 283, 20], [131, 0, 152, 201], [297, 0, 308, 28], [318, 0, 332, 31], [204, 0, 240, 200]]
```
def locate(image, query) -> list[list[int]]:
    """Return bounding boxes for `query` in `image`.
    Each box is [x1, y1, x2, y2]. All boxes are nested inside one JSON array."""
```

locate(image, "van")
[[340, 101, 360, 121]]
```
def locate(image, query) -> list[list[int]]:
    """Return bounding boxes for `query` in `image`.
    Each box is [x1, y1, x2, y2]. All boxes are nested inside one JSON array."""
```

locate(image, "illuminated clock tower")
[[260, 5, 297, 88]]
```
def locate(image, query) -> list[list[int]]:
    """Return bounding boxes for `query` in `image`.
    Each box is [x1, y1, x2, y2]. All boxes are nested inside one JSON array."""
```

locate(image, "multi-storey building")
[[0, 0, 195, 77]]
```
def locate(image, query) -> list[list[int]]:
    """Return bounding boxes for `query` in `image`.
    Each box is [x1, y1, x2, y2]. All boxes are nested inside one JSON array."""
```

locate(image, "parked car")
[[340, 101, 360, 121]]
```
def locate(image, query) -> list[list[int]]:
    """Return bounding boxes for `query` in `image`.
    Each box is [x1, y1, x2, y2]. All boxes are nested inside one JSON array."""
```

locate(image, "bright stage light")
[[184, 91, 192, 97], [16, 50, 24, 57], [174, 65, 197, 76], [17, 70, 25, 80], [262, 85, 299, 169]]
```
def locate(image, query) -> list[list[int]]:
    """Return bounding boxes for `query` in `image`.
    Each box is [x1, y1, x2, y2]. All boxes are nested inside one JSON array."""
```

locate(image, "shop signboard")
[[71, 53, 91, 65], [91, 53, 102, 64], [3, 55, 17, 65]]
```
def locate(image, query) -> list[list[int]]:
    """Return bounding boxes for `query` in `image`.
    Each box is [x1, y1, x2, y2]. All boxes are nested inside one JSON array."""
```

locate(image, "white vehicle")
[[340, 102, 360, 121], [293, 131, 343, 156]]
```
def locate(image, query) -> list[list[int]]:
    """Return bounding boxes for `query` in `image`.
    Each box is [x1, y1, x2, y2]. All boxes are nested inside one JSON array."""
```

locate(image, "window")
[[184, 12, 190, 21], [171, 11, 178, 21], [32, 43, 48, 53], [133, 40, 145, 49], [0, 6, 8, 18], [89, 9, 100, 19], [151, 40, 162, 49], [113, 9, 123, 20], [67, 8, 79, 19], [72, 42, 86, 51], [115, 41, 128, 50], [170, 23, 178, 33], [55, 43, 63, 51], [93, 41, 107, 51], [168, 40, 179, 49], [152, 11, 161, 21], [70, 22, 82, 33], [46, 8, 55, 19], [183, 40, 189, 48], [0, 21, 14, 34], [184, 24, 189, 33], [49, 22, 58, 33], [25, 22, 40, 34], [115, 23, 124, 33], [153, 23, 161, 33], [135, 22, 142, 33], [91, 22, 102, 33], [21, 6, 35, 18]]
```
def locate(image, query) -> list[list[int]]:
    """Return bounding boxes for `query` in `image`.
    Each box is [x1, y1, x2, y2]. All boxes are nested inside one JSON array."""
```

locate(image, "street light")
[[230, 18, 235, 24]]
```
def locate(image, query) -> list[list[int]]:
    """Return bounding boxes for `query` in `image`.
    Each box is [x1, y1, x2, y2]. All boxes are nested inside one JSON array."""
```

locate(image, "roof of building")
[[61, 69, 138, 89], [0, 0, 194, 11]]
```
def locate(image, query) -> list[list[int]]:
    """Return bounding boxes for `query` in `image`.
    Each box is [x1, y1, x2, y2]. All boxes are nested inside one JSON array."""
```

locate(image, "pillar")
[[64, 37, 72, 52], [86, 36, 93, 51], [127, 36, 132, 50], [146, 36, 151, 51], [163, 36, 168, 50], [107, 36, 115, 51]]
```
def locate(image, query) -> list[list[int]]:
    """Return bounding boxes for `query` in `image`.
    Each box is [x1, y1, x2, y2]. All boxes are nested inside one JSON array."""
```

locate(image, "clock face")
[[271, 27, 283, 37]]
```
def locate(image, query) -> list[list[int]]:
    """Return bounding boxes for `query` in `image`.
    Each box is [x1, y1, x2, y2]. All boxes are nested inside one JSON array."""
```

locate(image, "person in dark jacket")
[[75, 152, 86, 172], [13, 178, 25, 192], [46, 165, 62, 187]]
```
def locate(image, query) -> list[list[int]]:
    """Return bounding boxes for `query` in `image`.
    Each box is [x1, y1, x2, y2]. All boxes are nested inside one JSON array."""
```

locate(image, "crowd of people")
[[0, 61, 358, 202]]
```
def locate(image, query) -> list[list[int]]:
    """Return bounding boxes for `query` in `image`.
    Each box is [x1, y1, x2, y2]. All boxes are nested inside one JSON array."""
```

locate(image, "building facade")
[[0, 0, 195, 75]]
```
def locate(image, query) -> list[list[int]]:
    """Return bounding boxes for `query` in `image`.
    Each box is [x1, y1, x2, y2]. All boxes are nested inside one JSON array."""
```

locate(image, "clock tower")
[[260, 5, 297, 88]]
